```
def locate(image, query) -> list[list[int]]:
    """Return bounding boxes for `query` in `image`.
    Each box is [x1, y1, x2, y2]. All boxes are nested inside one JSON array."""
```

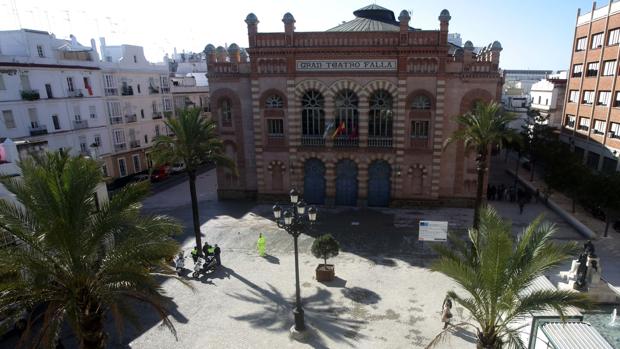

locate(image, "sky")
[[0, 0, 600, 70]]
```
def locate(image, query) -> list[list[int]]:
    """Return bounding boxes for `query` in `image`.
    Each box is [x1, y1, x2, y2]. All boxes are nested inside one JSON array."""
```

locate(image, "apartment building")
[[529, 72, 567, 127], [563, 1, 620, 173], [167, 51, 210, 116]]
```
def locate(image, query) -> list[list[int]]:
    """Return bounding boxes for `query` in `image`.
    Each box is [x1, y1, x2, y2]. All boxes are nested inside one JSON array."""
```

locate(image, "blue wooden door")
[[303, 159, 325, 204], [335, 159, 358, 206], [367, 160, 391, 207]]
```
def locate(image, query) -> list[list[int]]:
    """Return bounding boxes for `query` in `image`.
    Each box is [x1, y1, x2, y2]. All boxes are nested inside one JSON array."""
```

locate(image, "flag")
[[323, 121, 335, 139], [332, 121, 346, 139]]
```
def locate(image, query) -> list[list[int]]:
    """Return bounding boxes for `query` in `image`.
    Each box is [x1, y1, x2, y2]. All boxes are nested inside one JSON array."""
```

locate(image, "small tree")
[[311, 234, 340, 266]]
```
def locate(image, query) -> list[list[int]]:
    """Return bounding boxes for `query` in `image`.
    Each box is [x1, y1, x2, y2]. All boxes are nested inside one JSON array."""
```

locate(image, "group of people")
[[487, 184, 535, 214], [190, 242, 221, 266]]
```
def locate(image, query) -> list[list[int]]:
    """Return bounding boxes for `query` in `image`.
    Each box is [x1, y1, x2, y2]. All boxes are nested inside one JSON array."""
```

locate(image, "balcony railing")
[[125, 114, 137, 123], [104, 87, 118, 96], [301, 135, 325, 147], [161, 87, 170, 93], [367, 136, 393, 148], [114, 143, 127, 152], [149, 85, 160, 94], [121, 86, 134, 96], [73, 120, 89, 130], [129, 140, 141, 149], [609, 131, 619, 139], [333, 135, 359, 148], [21, 89, 40, 101], [67, 89, 84, 98], [110, 116, 124, 125], [29, 124, 48, 136], [152, 112, 163, 119]]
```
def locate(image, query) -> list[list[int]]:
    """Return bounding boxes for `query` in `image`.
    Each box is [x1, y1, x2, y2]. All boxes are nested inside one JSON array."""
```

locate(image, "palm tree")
[[445, 101, 519, 229], [428, 207, 590, 349], [0, 151, 183, 349], [152, 108, 235, 253]]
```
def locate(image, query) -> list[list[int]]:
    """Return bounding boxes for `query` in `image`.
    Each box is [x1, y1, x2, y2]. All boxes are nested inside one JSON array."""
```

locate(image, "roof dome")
[[353, 4, 397, 24], [215, 46, 227, 54], [439, 9, 451, 21], [245, 13, 258, 25], [204, 44, 215, 54], [398, 10, 410, 21], [282, 12, 295, 24], [491, 41, 502, 50], [464, 40, 474, 50], [228, 43, 239, 52]]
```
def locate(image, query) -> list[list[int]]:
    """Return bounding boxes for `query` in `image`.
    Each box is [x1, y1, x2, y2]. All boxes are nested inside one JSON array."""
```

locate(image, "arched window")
[[220, 98, 232, 125], [301, 90, 325, 140], [411, 95, 431, 110], [334, 90, 359, 145], [265, 94, 283, 109], [368, 90, 393, 146]]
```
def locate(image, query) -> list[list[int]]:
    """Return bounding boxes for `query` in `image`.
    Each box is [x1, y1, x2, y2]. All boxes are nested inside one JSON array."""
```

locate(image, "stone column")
[[430, 80, 446, 198], [394, 79, 407, 197]]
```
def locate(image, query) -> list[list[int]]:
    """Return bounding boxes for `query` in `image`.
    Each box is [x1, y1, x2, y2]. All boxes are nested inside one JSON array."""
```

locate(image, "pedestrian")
[[190, 246, 199, 263], [214, 244, 221, 266], [441, 296, 453, 329], [202, 241, 212, 257], [534, 188, 540, 203], [257, 233, 266, 257]]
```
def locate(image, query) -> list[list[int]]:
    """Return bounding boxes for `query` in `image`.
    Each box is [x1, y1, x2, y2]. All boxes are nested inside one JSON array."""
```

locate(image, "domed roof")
[[353, 4, 397, 24], [245, 13, 258, 24], [216, 46, 227, 54], [438, 9, 451, 21], [491, 41, 502, 50], [282, 12, 295, 24], [464, 40, 474, 50], [398, 10, 410, 21], [228, 43, 239, 52], [204, 44, 215, 54]]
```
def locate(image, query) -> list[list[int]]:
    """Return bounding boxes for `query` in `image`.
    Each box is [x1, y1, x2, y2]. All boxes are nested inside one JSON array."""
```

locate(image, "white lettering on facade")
[[296, 59, 397, 72]]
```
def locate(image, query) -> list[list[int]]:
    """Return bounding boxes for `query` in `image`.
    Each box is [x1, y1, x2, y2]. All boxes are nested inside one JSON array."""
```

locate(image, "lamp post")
[[272, 188, 317, 332]]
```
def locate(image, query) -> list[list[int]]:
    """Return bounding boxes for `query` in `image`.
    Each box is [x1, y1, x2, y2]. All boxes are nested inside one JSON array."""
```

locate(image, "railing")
[[609, 131, 619, 139], [29, 125, 48, 136], [114, 143, 127, 152], [67, 89, 84, 98], [333, 135, 359, 148], [300, 135, 325, 147], [367, 136, 393, 148], [149, 86, 160, 94], [130, 140, 141, 149], [21, 89, 40, 101], [161, 87, 170, 93], [152, 112, 163, 119], [73, 120, 89, 130], [110, 116, 124, 125], [104, 87, 118, 96], [125, 114, 137, 123], [121, 86, 134, 96]]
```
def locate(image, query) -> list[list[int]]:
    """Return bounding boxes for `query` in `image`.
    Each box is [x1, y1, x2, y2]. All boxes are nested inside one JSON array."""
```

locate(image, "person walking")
[[214, 244, 221, 266], [441, 296, 453, 329], [257, 233, 266, 257], [190, 246, 199, 263]]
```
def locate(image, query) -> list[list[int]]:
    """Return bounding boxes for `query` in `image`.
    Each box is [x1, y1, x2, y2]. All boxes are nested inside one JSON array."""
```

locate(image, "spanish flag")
[[332, 121, 346, 139]]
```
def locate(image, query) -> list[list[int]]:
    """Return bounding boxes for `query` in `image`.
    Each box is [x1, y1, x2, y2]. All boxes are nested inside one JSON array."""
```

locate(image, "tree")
[[152, 108, 236, 253], [428, 207, 590, 349], [445, 101, 520, 229], [520, 110, 556, 181], [0, 151, 183, 349], [584, 172, 620, 237], [543, 147, 588, 213], [311, 234, 340, 266]]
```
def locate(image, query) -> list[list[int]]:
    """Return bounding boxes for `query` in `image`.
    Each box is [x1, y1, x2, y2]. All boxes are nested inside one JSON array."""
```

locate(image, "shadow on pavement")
[[262, 254, 280, 264], [340, 287, 381, 305], [320, 276, 347, 288]]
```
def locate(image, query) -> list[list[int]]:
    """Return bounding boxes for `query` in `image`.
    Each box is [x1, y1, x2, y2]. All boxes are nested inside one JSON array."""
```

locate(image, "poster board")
[[418, 220, 448, 242]]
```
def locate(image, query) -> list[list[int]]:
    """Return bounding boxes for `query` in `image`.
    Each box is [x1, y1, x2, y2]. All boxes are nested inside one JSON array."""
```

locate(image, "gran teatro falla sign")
[[296, 59, 397, 72]]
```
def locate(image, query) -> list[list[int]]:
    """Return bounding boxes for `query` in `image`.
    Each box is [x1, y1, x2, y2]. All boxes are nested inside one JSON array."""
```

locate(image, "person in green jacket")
[[257, 233, 266, 257]]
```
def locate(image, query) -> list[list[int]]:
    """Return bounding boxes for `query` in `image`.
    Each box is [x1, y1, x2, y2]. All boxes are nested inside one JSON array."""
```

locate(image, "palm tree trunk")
[[78, 302, 106, 349], [188, 170, 202, 251], [473, 152, 488, 230]]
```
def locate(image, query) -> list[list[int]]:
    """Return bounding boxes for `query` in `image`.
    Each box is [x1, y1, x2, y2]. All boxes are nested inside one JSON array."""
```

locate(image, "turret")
[[282, 12, 295, 46], [398, 10, 410, 45], [438, 9, 451, 45], [490, 41, 502, 65], [215, 46, 227, 63], [204, 44, 216, 64], [245, 13, 259, 47], [228, 43, 240, 63], [463, 40, 474, 65]]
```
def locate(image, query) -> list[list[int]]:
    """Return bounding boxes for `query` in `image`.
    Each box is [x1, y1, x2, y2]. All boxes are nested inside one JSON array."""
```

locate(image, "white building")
[[502, 70, 554, 111], [529, 72, 567, 127], [167, 50, 210, 117]]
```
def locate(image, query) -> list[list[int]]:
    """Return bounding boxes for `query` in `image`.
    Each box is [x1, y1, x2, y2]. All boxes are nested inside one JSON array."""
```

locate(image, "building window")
[[2, 110, 16, 129], [576, 37, 587, 51], [582, 90, 594, 104], [411, 95, 432, 110], [610, 122, 620, 138], [265, 95, 283, 108], [578, 117, 590, 131], [598, 91, 611, 106], [609, 28, 620, 46], [118, 158, 127, 177], [0, 74, 5, 90], [603, 60, 617, 76], [163, 98, 173, 111], [103, 74, 117, 96], [411, 120, 429, 138], [36, 45, 44, 57], [566, 114, 576, 128], [67, 77, 75, 92], [79, 136, 88, 153], [615, 92, 620, 107], [592, 32, 604, 49], [94, 134, 101, 146], [52, 114, 60, 130], [89, 105, 97, 119], [155, 125, 160, 137], [586, 62, 599, 77], [301, 90, 325, 136], [132, 154, 141, 172], [144, 134, 148, 144], [73, 105, 81, 121], [593, 120, 606, 135], [369, 90, 393, 138], [267, 119, 284, 136], [107, 101, 122, 117], [334, 89, 359, 139], [538, 96, 542, 104], [572, 64, 583, 77], [133, 55, 137, 63], [102, 164, 108, 177], [113, 129, 125, 144], [569, 90, 579, 103], [220, 99, 232, 125]]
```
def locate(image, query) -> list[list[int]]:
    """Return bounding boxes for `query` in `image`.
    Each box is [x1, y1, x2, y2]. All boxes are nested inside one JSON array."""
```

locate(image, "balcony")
[[368, 136, 393, 148], [104, 87, 118, 96], [29, 124, 48, 136], [121, 86, 134, 96], [125, 114, 137, 123], [114, 143, 127, 152], [161, 86, 170, 93], [110, 116, 124, 125], [129, 140, 141, 149], [152, 112, 163, 119], [301, 135, 325, 147], [333, 135, 359, 148], [21, 89, 40, 101], [149, 85, 160, 94], [73, 120, 89, 130], [67, 89, 84, 98]]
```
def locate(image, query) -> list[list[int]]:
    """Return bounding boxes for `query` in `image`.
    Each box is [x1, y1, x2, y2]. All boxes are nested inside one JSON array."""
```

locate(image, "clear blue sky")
[[0, 0, 598, 70]]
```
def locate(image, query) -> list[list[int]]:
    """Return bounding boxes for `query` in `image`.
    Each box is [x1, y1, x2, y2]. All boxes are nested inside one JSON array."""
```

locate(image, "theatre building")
[[206, 5, 503, 206]]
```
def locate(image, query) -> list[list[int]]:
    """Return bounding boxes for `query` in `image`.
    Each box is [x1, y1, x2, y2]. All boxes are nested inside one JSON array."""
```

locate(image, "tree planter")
[[315, 264, 335, 282]]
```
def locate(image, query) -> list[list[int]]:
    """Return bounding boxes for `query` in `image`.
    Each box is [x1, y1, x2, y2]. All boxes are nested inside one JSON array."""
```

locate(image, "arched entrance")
[[303, 158, 326, 204], [335, 159, 358, 206], [367, 160, 391, 207]]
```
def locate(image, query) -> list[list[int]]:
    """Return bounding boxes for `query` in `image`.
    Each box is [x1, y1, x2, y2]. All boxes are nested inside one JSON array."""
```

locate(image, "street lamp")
[[272, 189, 317, 332]]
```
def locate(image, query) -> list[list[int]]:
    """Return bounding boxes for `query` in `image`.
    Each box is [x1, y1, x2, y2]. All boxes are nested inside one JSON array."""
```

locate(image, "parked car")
[[150, 166, 170, 182], [133, 174, 150, 183], [170, 163, 186, 174]]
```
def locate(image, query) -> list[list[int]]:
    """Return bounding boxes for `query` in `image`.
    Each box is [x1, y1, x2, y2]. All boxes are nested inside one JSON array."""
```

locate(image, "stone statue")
[[584, 240, 596, 258], [574, 252, 588, 290]]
